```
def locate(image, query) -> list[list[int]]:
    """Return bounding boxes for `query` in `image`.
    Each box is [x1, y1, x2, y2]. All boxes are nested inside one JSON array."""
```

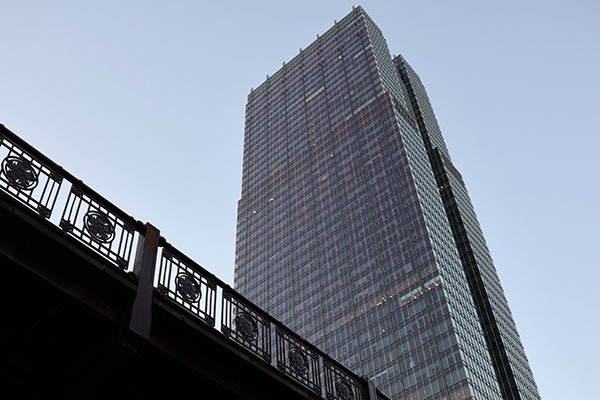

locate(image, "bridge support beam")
[[129, 223, 160, 340]]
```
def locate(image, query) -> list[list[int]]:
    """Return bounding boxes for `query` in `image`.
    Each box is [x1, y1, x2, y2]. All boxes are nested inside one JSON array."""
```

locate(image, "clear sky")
[[1, 1, 598, 398]]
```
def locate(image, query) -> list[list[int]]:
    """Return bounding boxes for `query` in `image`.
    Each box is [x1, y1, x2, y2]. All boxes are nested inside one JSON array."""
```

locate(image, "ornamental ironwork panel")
[[324, 359, 362, 400], [221, 287, 271, 362], [0, 134, 62, 218], [156, 246, 217, 327], [59, 185, 136, 270], [276, 326, 321, 395]]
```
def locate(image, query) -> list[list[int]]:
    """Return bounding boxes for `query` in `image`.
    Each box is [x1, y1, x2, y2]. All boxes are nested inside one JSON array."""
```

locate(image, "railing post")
[[129, 223, 160, 339]]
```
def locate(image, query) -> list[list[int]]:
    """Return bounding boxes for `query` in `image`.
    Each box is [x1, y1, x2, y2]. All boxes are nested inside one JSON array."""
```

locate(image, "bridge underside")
[[0, 257, 244, 398], [0, 194, 319, 399]]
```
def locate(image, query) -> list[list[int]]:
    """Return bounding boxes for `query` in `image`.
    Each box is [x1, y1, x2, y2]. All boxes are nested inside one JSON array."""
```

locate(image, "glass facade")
[[235, 7, 540, 400]]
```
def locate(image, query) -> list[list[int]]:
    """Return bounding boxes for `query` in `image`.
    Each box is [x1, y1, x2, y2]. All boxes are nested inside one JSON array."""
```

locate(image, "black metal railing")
[[325, 359, 364, 400], [0, 131, 63, 219], [156, 244, 217, 327], [221, 286, 271, 363], [60, 184, 137, 269], [0, 125, 146, 273], [276, 325, 322, 394], [0, 124, 392, 400]]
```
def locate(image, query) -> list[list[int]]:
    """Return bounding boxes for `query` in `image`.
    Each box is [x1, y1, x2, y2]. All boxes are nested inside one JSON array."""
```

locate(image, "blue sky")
[[1, 1, 598, 398]]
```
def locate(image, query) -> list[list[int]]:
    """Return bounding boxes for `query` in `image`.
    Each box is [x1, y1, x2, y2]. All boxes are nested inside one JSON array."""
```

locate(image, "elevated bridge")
[[0, 125, 390, 400]]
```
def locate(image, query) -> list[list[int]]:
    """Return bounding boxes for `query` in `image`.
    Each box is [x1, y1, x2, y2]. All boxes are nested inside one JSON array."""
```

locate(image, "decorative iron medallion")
[[2, 156, 38, 190], [289, 347, 309, 374], [335, 379, 353, 400], [84, 210, 115, 243], [175, 273, 202, 303], [235, 312, 258, 341]]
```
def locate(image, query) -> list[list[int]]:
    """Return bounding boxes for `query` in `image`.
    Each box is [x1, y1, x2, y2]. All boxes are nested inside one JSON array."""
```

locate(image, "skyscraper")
[[235, 6, 540, 400]]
